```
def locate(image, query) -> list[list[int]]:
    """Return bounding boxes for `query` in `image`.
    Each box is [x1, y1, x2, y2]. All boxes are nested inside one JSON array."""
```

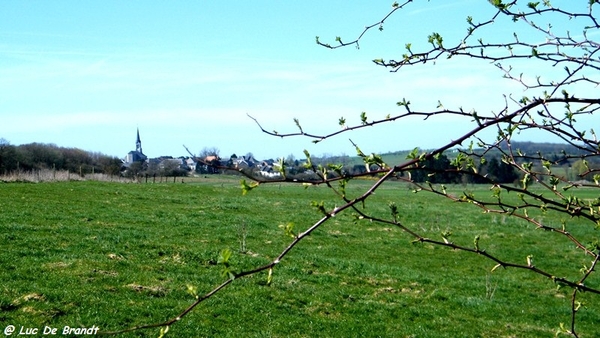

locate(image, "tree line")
[[343, 143, 599, 185], [0, 139, 122, 176], [404, 153, 520, 184], [4, 136, 595, 184]]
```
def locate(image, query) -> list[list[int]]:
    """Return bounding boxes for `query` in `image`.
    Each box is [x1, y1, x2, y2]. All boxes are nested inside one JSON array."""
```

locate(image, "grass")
[[0, 177, 598, 337], [0, 169, 131, 183]]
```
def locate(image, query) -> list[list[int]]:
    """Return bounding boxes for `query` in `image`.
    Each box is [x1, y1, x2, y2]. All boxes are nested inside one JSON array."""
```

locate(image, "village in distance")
[[1, 128, 597, 185]]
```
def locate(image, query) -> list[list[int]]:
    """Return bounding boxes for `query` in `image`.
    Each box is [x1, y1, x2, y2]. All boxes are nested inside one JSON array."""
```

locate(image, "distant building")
[[197, 155, 221, 174], [184, 158, 197, 172], [231, 154, 259, 169], [124, 128, 148, 166]]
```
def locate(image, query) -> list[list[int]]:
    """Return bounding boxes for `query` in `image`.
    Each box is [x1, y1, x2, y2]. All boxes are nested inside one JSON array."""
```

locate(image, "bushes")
[[0, 141, 121, 176]]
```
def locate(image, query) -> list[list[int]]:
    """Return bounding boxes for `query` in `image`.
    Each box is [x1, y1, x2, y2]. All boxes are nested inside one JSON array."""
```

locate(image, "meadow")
[[0, 177, 598, 337]]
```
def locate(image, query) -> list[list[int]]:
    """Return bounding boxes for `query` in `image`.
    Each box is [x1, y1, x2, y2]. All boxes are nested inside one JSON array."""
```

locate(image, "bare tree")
[[199, 146, 220, 159]]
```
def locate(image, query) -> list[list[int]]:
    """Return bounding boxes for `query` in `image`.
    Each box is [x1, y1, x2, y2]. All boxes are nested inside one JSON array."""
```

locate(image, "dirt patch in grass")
[[125, 284, 168, 297]]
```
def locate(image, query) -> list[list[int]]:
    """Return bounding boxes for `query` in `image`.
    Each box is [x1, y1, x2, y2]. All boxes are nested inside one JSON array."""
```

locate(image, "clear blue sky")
[[0, 1, 592, 160]]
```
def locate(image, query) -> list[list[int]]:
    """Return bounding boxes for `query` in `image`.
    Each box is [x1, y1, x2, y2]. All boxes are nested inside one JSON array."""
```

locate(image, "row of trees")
[[406, 154, 519, 184], [279, 147, 597, 185], [405, 151, 599, 185], [0, 139, 122, 176]]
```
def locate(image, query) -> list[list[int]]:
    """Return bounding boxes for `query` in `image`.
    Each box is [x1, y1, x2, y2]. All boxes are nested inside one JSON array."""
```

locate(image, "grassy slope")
[[0, 178, 598, 337]]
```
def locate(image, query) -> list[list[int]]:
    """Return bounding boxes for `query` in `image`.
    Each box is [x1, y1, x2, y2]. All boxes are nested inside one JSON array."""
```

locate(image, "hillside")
[[337, 141, 594, 168]]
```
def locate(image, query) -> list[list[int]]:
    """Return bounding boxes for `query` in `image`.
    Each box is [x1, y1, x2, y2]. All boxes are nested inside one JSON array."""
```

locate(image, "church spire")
[[136, 128, 143, 154]]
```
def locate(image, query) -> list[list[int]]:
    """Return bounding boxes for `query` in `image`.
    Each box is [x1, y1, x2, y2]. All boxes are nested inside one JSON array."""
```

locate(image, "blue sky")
[[0, 1, 594, 160]]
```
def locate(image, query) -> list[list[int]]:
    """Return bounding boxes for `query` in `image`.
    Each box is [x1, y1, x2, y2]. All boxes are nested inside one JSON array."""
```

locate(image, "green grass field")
[[1, 177, 598, 337]]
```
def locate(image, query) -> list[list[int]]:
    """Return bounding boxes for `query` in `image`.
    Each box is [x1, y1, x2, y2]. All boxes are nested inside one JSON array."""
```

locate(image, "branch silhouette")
[[105, 1, 599, 336]]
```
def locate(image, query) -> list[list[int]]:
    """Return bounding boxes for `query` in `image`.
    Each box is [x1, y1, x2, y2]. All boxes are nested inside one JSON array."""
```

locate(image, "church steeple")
[[136, 128, 143, 154]]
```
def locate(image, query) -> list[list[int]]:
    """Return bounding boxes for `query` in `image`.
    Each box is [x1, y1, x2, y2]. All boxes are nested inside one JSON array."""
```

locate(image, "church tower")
[[136, 128, 143, 155], [125, 128, 147, 165]]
